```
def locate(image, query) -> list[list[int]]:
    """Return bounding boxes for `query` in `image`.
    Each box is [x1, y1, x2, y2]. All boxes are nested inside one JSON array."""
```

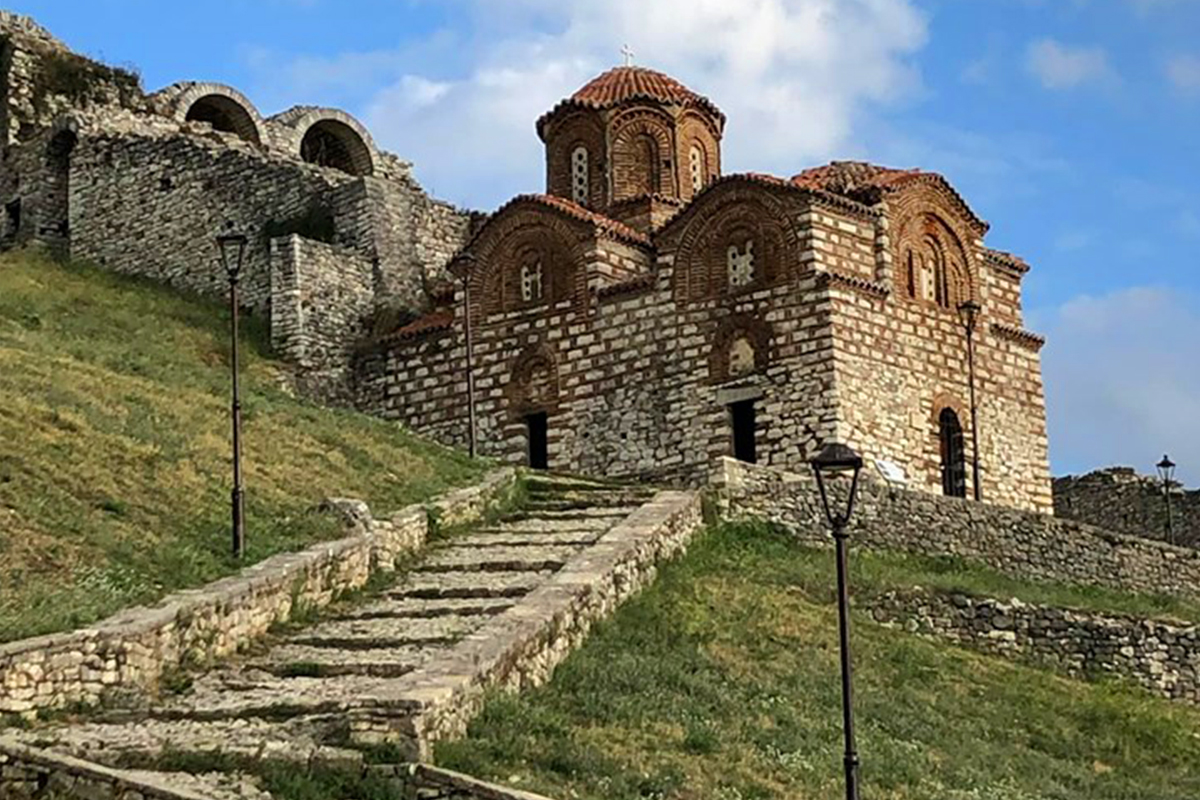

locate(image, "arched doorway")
[[184, 94, 261, 144], [300, 120, 373, 176], [40, 129, 77, 254], [939, 407, 967, 498]]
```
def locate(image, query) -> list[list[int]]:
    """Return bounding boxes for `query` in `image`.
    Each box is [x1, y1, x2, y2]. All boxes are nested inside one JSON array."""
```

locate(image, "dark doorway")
[[939, 407, 967, 498], [526, 412, 549, 470], [730, 400, 757, 464]]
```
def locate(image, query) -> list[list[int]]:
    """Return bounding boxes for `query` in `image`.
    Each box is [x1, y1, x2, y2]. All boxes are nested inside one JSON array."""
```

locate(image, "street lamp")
[[1157, 454, 1177, 546], [811, 442, 865, 800], [217, 232, 248, 559], [454, 252, 479, 459], [957, 299, 983, 502]]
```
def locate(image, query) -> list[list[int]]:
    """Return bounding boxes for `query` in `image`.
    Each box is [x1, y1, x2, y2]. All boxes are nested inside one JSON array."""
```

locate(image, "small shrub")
[[33, 50, 141, 111]]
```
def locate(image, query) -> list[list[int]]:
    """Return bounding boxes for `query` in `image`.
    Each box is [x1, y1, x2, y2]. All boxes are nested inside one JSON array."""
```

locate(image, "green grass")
[[438, 521, 1200, 800], [0, 251, 485, 643]]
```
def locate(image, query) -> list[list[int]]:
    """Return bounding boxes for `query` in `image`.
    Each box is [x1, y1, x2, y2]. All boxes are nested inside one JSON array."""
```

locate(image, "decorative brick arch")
[[890, 183, 980, 307], [677, 110, 721, 200], [610, 109, 674, 200], [268, 106, 376, 176], [504, 343, 560, 419], [709, 314, 774, 384], [465, 208, 585, 320], [673, 184, 799, 303], [544, 111, 606, 208], [158, 82, 264, 145]]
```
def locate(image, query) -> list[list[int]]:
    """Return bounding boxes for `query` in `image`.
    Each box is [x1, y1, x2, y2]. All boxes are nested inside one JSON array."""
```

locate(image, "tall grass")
[[0, 252, 484, 642]]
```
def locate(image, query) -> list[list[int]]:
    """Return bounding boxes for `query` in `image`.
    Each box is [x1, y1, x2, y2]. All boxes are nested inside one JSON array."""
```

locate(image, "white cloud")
[[1167, 54, 1200, 93], [1025, 38, 1110, 90], [268, 0, 928, 207], [1037, 287, 1200, 485]]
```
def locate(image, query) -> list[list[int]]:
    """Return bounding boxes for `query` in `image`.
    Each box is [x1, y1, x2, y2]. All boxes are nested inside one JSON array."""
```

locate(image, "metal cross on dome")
[[621, 44, 635, 67]]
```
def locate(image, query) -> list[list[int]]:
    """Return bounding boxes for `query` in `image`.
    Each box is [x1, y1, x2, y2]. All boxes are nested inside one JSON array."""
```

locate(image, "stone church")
[[358, 67, 1052, 512], [0, 12, 1051, 511]]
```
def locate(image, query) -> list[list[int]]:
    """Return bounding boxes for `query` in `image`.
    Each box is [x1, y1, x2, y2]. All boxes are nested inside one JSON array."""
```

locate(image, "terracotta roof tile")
[[538, 66, 724, 136], [504, 194, 653, 246], [386, 309, 454, 341]]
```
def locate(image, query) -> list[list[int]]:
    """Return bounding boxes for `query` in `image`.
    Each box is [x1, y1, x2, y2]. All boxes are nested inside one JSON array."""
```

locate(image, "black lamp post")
[[457, 253, 479, 460], [217, 232, 248, 559], [811, 442, 865, 800], [957, 300, 983, 502], [1157, 454, 1177, 546]]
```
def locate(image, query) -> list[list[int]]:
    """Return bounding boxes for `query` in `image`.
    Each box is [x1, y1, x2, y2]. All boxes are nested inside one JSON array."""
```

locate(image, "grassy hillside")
[[0, 252, 484, 643], [440, 522, 1200, 800]]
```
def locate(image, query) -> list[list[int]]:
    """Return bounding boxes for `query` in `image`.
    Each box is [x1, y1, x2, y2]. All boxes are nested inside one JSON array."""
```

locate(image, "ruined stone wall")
[[869, 588, 1200, 706], [1054, 468, 1200, 549], [716, 457, 1200, 601]]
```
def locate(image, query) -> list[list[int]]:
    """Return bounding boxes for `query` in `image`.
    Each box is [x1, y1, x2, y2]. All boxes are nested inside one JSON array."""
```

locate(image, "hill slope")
[[439, 522, 1200, 800], [0, 252, 483, 643]]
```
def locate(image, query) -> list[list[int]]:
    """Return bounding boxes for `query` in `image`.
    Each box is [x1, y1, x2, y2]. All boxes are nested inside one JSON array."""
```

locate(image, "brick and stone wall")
[[0, 470, 516, 716], [869, 588, 1200, 706], [715, 457, 1200, 600], [1054, 467, 1199, 549]]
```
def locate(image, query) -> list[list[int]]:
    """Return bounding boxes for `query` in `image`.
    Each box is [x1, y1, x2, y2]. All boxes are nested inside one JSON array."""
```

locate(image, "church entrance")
[[940, 407, 967, 498], [730, 399, 757, 464], [525, 411, 549, 470]]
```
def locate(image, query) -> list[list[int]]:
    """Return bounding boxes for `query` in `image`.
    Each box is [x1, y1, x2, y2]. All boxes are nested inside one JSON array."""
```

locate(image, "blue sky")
[[10, 0, 1200, 483]]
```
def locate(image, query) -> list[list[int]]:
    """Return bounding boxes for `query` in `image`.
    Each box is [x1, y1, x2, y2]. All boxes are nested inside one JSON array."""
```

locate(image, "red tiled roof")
[[983, 247, 1030, 274], [790, 161, 988, 232], [538, 66, 724, 137], [387, 309, 454, 341], [503, 194, 653, 246]]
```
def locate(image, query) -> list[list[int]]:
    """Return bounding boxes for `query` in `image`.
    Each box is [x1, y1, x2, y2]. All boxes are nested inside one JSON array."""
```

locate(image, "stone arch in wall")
[[673, 184, 798, 303], [39, 123, 78, 250], [890, 181, 981, 309], [709, 314, 774, 384], [504, 343, 560, 419], [931, 393, 970, 497], [159, 82, 264, 145], [610, 110, 674, 200], [467, 210, 583, 319], [269, 106, 376, 177]]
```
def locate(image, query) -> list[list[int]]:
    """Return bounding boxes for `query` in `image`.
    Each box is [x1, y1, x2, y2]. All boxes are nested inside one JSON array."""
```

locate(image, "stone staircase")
[[5, 474, 702, 797]]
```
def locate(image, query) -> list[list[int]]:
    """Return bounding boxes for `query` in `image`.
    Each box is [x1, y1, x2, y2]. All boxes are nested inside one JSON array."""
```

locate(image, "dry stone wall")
[[869, 588, 1200, 706], [0, 469, 516, 716], [715, 457, 1200, 601], [1054, 467, 1199, 549]]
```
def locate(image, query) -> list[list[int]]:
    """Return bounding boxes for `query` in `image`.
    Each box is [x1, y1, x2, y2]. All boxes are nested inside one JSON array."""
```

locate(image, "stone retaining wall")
[[379, 763, 557, 800], [869, 589, 1200, 705], [346, 490, 705, 760], [714, 457, 1200, 600], [0, 741, 222, 800], [0, 469, 516, 716]]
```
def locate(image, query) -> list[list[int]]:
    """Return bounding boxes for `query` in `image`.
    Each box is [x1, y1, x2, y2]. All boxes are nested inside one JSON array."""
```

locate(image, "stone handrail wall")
[[346, 490, 705, 760], [0, 469, 517, 716], [378, 763, 558, 800], [713, 457, 1200, 600], [869, 588, 1200, 705], [0, 741, 217, 800]]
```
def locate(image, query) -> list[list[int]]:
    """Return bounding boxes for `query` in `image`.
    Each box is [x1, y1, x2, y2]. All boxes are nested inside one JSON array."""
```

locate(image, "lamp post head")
[[957, 300, 981, 332], [217, 233, 248, 282], [1157, 454, 1176, 485], [811, 442, 864, 531]]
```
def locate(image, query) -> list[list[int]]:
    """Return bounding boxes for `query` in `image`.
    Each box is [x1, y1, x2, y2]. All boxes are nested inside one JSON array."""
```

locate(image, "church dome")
[[537, 66, 725, 138]]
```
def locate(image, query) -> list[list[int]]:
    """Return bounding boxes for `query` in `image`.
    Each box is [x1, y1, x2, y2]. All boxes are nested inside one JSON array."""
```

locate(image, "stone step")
[[17, 715, 360, 768], [151, 673, 407, 722], [334, 596, 515, 621], [386, 570, 553, 600], [285, 615, 487, 649], [416, 544, 579, 573], [523, 474, 626, 492], [523, 496, 645, 511], [255, 643, 437, 678], [477, 516, 618, 533], [449, 530, 604, 547], [502, 507, 636, 523]]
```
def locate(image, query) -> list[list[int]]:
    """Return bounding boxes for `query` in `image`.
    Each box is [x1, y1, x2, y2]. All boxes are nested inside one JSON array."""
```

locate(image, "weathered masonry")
[[0, 12, 479, 402], [360, 67, 1052, 511]]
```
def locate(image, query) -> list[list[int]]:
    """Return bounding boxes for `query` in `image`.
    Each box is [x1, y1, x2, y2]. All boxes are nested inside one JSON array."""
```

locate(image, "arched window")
[[939, 407, 967, 498], [689, 145, 705, 194], [727, 239, 755, 289], [636, 134, 660, 195], [300, 120, 373, 176], [520, 259, 544, 303], [184, 95, 261, 144], [905, 250, 916, 298], [570, 146, 589, 206]]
